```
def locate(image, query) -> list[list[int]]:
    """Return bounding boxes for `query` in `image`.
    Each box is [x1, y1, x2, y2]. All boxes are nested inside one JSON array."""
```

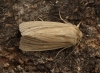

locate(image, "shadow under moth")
[[19, 21, 82, 51]]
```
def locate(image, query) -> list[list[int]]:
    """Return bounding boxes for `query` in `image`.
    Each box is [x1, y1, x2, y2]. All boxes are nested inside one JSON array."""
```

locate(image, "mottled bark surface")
[[0, 0, 100, 73]]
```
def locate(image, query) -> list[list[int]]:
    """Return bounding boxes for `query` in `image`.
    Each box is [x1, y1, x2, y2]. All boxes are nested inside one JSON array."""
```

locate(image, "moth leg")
[[38, 17, 43, 21], [55, 47, 67, 58], [59, 9, 68, 24]]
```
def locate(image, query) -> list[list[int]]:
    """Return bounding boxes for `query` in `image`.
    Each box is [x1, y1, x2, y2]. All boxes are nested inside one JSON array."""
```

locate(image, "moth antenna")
[[55, 39, 82, 59], [65, 39, 82, 59], [59, 9, 68, 23]]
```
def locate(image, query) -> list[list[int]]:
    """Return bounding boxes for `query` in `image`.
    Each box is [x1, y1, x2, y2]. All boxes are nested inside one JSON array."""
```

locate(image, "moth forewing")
[[19, 21, 72, 34], [19, 21, 82, 51], [20, 36, 73, 51]]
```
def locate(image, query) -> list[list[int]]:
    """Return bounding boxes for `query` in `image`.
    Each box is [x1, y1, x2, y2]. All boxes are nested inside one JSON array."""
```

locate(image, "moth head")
[[76, 27, 83, 43]]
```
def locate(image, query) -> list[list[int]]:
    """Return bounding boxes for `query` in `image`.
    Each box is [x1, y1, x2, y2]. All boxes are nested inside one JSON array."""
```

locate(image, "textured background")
[[0, 0, 100, 73]]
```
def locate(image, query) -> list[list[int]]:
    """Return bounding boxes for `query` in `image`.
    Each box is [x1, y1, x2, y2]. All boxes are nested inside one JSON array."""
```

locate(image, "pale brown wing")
[[20, 36, 72, 51]]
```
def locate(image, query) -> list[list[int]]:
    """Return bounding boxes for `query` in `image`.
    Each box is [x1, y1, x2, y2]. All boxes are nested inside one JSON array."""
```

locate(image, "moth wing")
[[19, 21, 73, 34], [20, 36, 72, 51]]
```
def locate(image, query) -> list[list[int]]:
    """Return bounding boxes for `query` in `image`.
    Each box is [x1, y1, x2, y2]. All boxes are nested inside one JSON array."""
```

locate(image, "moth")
[[19, 21, 82, 51]]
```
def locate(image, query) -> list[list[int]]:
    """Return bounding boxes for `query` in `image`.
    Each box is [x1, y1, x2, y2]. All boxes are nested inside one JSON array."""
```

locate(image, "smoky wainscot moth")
[[19, 21, 82, 51]]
